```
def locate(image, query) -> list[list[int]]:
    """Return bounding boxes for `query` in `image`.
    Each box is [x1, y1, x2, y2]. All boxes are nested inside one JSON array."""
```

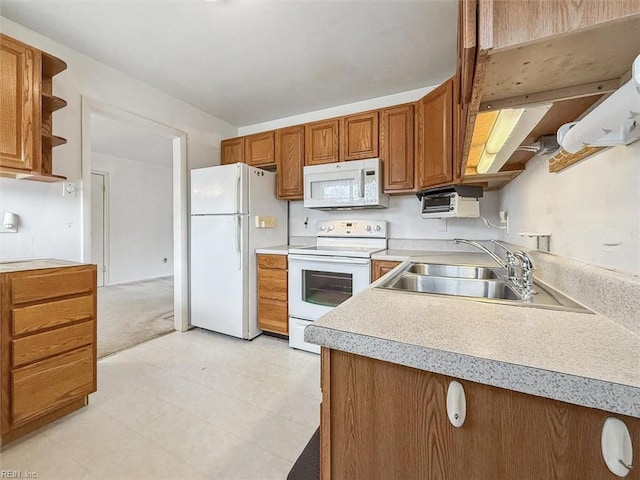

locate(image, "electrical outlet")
[[63, 182, 78, 197], [499, 211, 510, 234]]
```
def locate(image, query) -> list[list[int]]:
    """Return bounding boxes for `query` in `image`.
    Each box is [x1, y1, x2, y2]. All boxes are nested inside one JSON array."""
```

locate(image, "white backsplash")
[[288, 191, 501, 241]]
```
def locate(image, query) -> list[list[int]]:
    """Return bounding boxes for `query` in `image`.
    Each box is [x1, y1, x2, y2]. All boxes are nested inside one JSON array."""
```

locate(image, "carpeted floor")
[[97, 276, 175, 358]]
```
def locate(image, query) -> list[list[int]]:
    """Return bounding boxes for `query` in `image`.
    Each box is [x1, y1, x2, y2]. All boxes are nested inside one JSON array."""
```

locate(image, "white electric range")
[[288, 220, 388, 353]]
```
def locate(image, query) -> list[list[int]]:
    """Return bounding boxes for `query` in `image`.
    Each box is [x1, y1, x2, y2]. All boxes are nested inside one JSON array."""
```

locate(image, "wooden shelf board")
[[42, 94, 67, 113], [0, 167, 66, 183], [41, 52, 67, 78], [42, 134, 67, 148], [482, 15, 640, 104]]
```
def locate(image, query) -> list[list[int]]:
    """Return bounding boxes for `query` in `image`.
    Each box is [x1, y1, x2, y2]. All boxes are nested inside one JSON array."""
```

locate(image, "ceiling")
[[90, 113, 174, 168], [0, 1, 458, 127]]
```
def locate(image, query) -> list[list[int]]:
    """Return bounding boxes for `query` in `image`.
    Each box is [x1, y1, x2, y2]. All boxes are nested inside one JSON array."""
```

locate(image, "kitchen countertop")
[[305, 251, 640, 418], [0, 258, 87, 274], [255, 245, 291, 255]]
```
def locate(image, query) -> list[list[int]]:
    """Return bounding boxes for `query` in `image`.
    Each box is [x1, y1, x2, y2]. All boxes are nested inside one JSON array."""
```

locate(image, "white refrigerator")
[[190, 163, 288, 339]]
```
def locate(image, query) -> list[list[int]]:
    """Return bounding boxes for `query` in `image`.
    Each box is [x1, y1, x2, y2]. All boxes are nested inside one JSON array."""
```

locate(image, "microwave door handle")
[[359, 170, 365, 199]]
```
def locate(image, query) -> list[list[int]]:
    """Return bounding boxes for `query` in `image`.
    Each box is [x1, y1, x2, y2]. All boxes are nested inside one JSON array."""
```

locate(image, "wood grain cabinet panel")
[[275, 125, 305, 199], [305, 119, 339, 166], [416, 78, 454, 190], [11, 346, 94, 427], [370, 260, 402, 282], [256, 254, 288, 336], [0, 35, 39, 172], [340, 111, 379, 161], [1, 264, 97, 446], [256, 298, 288, 335], [323, 349, 640, 480], [12, 295, 94, 336], [221, 137, 245, 165], [257, 268, 287, 302], [258, 254, 287, 270], [12, 320, 94, 368], [11, 268, 94, 305], [245, 131, 275, 168], [380, 104, 415, 193]]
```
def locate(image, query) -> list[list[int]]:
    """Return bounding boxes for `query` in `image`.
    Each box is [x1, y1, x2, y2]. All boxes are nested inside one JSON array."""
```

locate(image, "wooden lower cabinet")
[[257, 254, 288, 336], [1, 263, 97, 446], [321, 349, 640, 480], [371, 259, 402, 282]]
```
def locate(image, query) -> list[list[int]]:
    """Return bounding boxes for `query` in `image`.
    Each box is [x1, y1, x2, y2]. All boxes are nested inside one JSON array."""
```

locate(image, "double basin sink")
[[377, 262, 591, 313]]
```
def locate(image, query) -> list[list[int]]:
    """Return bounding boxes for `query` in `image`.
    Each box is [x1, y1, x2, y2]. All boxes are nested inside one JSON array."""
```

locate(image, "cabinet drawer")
[[258, 298, 288, 335], [11, 268, 94, 305], [258, 268, 287, 301], [12, 320, 94, 368], [13, 294, 94, 336], [12, 346, 95, 426], [258, 254, 287, 270]]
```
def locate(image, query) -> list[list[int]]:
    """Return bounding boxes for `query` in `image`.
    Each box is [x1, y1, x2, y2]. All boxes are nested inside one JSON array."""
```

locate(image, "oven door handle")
[[288, 254, 370, 265]]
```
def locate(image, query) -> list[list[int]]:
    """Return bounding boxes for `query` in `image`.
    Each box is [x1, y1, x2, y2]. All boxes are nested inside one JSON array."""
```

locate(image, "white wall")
[[499, 143, 640, 275], [92, 152, 172, 284], [290, 192, 501, 240], [238, 86, 436, 136], [0, 18, 237, 262]]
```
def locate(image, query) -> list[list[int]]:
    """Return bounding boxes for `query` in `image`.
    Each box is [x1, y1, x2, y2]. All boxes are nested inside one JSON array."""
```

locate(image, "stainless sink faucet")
[[513, 250, 536, 297], [453, 239, 510, 271], [454, 239, 536, 298]]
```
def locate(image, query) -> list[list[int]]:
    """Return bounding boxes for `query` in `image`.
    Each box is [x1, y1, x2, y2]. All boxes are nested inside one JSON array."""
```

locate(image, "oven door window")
[[302, 269, 352, 307]]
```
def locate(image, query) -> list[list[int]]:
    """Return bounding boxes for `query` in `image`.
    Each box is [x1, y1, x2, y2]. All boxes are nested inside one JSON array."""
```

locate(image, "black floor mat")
[[287, 427, 320, 480]]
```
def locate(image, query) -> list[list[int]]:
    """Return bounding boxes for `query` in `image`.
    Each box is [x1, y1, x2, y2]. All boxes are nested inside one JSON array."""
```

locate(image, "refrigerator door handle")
[[235, 215, 242, 270], [235, 166, 242, 214]]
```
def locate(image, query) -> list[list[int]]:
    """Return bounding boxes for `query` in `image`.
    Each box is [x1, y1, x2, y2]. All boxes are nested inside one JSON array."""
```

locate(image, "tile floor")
[[0, 329, 321, 480]]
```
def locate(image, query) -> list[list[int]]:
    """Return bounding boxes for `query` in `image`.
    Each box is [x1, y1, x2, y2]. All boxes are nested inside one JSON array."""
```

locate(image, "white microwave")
[[303, 158, 389, 210]]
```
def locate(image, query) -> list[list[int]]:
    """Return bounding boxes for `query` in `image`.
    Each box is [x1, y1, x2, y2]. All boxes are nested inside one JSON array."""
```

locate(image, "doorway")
[[90, 171, 108, 287], [81, 98, 189, 337]]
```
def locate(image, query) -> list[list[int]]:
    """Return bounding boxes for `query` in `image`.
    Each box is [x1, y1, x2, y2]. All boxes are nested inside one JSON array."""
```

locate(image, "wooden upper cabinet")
[[380, 104, 415, 193], [416, 78, 454, 190], [0, 36, 40, 172], [305, 119, 339, 166], [275, 125, 305, 199], [245, 131, 275, 168], [220, 137, 245, 165], [340, 111, 379, 161], [458, 0, 476, 106]]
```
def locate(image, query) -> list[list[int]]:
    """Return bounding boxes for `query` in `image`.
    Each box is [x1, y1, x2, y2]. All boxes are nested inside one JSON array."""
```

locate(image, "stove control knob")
[[320, 225, 327, 231], [374, 225, 382, 232], [365, 225, 372, 232], [328, 225, 334, 231]]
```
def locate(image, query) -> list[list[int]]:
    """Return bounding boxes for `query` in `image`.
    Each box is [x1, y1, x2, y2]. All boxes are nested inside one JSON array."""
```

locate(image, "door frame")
[[81, 98, 190, 332], [90, 170, 110, 286]]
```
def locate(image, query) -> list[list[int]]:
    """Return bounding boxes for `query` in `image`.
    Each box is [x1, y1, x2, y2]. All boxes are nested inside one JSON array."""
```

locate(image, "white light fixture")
[[476, 108, 524, 174], [477, 104, 553, 174], [2, 212, 18, 233]]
